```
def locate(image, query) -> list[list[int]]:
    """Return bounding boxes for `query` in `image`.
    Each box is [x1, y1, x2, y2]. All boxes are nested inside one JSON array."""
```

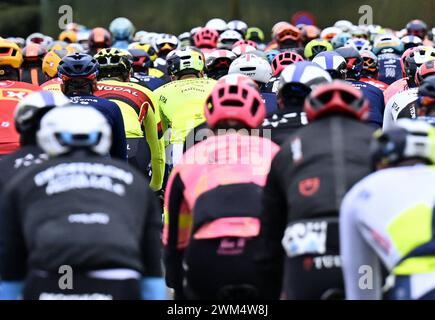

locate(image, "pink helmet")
[[271, 51, 305, 76], [205, 80, 266, 129], [232, 39, 258, 49], [194, 27, 219, 48]]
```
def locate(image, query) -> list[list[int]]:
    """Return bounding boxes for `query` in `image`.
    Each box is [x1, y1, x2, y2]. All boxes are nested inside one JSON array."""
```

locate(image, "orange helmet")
[[88, 27, 112, 52], [59, 30, 78, 43], [22, 43, 47, 63], [42, 47, 76, 78], [274, 23, 301, 44], [302, 25, 321, 42]]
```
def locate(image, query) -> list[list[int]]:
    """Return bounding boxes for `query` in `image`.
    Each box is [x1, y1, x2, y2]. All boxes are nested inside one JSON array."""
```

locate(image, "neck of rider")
[[174, 72, 203, 81], [379, 159, 429, 170]]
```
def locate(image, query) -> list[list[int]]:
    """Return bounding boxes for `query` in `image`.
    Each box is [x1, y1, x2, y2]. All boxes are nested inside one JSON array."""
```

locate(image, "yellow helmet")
[[42, 47, 76, 78], [94, 48, 132, 79], [59, 30, 78, 43], [0, 40, 23, 69], [129, 42, 158, 61]]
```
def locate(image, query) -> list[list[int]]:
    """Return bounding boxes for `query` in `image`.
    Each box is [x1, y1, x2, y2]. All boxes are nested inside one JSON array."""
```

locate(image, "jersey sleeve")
[[107, 101, 128, 161], [142, 98, 165, 191], [340, 186, 383, 300], [382, 98, 395, 131], [162, 168, 191, 292]]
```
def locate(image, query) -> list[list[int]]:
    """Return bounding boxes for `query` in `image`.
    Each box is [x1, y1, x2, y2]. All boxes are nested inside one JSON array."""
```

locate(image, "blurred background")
[[0, 0, 433, 39]]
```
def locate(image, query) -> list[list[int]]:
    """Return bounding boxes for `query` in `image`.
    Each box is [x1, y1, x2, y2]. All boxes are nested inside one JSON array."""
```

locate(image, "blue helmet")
[[331, 32, 352, 49], [312, 51, 347, 79], [266, 49, 280, 64], [58, 53, 99, 80], [109, 17, 135, 41]]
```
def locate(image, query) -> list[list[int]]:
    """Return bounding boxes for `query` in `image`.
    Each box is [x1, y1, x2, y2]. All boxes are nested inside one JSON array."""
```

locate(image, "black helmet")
[[57, 53, 99, 80]]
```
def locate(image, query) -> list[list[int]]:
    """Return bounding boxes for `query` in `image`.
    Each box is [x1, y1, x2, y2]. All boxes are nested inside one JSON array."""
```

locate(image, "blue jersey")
[[68, 95, 128, 161], [112, 41, 130, 50], [350, 80, 385, 128], [377, 53, 402, 85], [132, 73, 167, 91], [261, 91, 278, 114]]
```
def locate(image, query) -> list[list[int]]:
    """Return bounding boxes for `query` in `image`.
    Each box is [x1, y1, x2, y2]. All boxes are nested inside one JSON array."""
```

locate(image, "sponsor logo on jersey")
[[282, 220, 328, 257], [298, 177, 320, 197]]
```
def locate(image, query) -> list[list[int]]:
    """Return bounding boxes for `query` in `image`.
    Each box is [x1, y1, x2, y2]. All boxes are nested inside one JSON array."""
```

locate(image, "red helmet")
[[400, 46, 420, 78], [194, 27, 219, 49], [232, 39, 258, 49], [415, 60, 435, 86], [271, 51, 305, 76], [304, 81, 369, 121], [88, 27, 112, 51], [205, 79, 265, 128]]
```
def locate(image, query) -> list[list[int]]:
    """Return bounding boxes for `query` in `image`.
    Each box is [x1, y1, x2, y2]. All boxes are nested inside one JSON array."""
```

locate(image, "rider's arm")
[[257, 151, 288, 299], [382, 98, 395, 131], [340, 188, 383, 300], [0, 186, 26, 299], [141, 187, 165, 299], [142, 101, 165, 191], [162, 168, 191, 295], [107, 101, 128, 161]]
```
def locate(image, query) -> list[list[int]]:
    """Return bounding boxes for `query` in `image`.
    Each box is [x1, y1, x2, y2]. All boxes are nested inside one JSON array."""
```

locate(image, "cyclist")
[[416, 75, 435, 120], [258, 81, 374, 300], [193, 27, 219, 57], [20, 43, 47, 86], [0, 106, 165, 300], [312, 51, 348, 80], [372, 35, 404, 85], [163, 77, 279, 299], [155, 47, 216, 166], [273, 22, 303, 53], [358, 50, 389, 91], [0, 91, 70, 191], [262, 61, 332, 144], [205, 49, 237, 80], [128, 42, 167, 79], [383, 60, 435, 130], [0, 40, 40, 156], [57, 53, 127, 160], [245, 27, 266, 50], [154, 34, 179, 73], [42, 47, 77, 82], [335, 46, 385, 128], [128, 49, 167, 91], [384, 46, 435, 104], [109, 17, 135, 50], [266, 51, 305, 93], [88, 27, 112, 56], [340, 119, 435, 299], [228, 53, 277, 113], [303, 39, 333, 61], [93, 48, 165, 191]]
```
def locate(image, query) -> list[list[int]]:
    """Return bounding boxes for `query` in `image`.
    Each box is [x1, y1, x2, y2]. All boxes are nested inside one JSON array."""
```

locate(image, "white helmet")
[[14, 91, 71, 134], [320, 27, 342, 40], [26, 33, 52, 48], [345, 38, 372, 52], [205, 18, 228, 33], [231, 44, 256, 57], [37, 106, 112, 157], [227, 20, 248, 36], [334, 20, 354, 33], [228, 53, 272, 84], [278, 61, 332, 92], [155, 33, 179, 53], [134, 30, 148, 42], [218, 30, 242, 49]]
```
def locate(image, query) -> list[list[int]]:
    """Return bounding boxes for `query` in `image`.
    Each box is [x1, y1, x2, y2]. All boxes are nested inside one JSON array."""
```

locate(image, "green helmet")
[[304, 39, 333, 60], [245, 27, 265, 43]]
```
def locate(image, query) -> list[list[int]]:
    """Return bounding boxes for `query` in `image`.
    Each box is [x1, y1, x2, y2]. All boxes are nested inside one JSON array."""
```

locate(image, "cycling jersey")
[[40, 77, 62, 92], [68, 95, 128, 161], [112, 40, 130, 50], [261, 110, 308, 145], [131, 74, 167, 91], [383, 88, 418, 131], [261, 91, 279, 114], [384, 78, 410, 105], [155, 78, 217, 166], [0, 80, 39, 155], [94, 80, 165, 191], [377, 53, 403, 85], [349, 80, 385, 128], [258, 115, 374, 299], [340, 165, 435, 299], [360, 77, 389, 91], [0, 152, 162, 282], [20, 66, 46, 86], [163, 133, 279, 292]]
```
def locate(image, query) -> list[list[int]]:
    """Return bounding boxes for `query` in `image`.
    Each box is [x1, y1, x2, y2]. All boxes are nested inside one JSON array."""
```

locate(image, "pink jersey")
[[383, 78, 409, 104], [163, 133, 279, 249]]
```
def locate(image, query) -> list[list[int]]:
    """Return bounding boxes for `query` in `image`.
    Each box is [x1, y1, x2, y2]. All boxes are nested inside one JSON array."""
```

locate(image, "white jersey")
[[382, 88, 418, 131], [340, 165, 435, 300]]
